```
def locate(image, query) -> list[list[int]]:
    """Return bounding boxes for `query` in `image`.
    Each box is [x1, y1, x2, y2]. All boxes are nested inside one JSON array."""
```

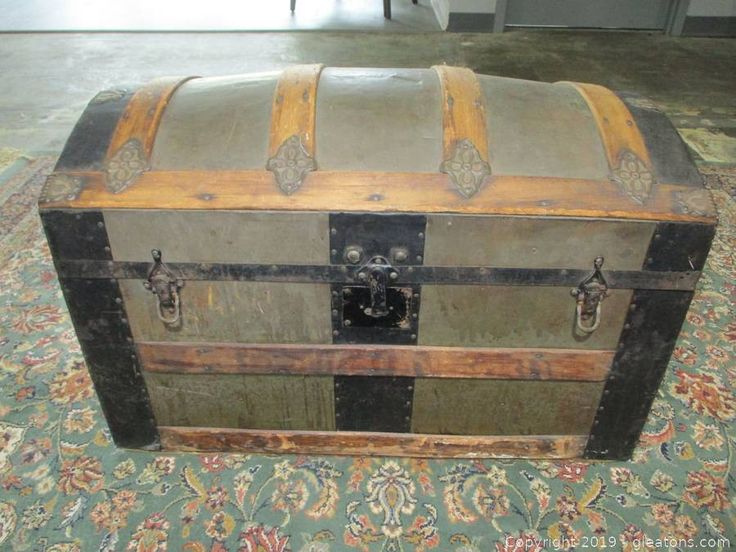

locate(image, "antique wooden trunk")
[[39, 65, 716, 460]]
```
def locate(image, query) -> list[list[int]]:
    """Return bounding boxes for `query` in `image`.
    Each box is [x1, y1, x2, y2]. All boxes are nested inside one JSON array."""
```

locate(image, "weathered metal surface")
[[54, 87, 135, 171], [618, 93, 703, 187], [424, 215, 655, 269], [104, 210, 329, 264], [41, 211, 112, 261], [150, 73, 279, 170], [40, 210, 158, 449], [644, 222, 715, 272], [144, 373, 335, 430], [55, 259, 702, 291], [120, 280, 332, 343], [419, 286, 632, 349], [585, 290, 693, 459], [412, 379, 604, 435], [39, 174, 86, 203], [316, 68, 443, 172], [334, 376, 413, 432], [481, 78, 609, 180]]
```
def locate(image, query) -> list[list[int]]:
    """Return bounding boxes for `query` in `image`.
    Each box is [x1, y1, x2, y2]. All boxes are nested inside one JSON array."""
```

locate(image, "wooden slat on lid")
[[566, 82, 657, 205], [433, 65, 491, 199], [266, 64, 324, 194], [103, 76, 195, 194]]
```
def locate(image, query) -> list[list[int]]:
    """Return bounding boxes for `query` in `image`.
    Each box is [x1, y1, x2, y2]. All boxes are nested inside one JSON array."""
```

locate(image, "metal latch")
[[571, 256, 609, 334], [356, 256, 399, 318], [143, 249, 183, 326]]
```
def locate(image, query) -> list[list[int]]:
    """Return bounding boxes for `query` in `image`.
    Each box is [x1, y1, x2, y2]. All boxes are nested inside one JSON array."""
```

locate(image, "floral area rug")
[[0, 153, 734, 552]]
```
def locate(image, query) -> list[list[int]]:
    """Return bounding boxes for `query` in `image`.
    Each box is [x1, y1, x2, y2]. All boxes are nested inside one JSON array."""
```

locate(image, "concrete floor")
[[1, 31, 735, 163], [1, 0, 440, 32]]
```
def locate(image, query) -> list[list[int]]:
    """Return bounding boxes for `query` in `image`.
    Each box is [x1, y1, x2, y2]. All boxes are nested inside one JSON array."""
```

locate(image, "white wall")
[[687, 0, 736, 16], [431, 0, 495, 29]]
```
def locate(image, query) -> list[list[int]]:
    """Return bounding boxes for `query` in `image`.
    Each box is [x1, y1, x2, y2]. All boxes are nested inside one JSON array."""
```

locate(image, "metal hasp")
[[357, 256, 399, 318], [144, 249, 184, 325], [571, 256, 609, 334]]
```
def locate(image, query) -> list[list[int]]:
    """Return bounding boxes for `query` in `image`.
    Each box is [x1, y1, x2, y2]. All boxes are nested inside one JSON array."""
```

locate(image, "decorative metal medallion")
[[89, 88, 128, 105], [266, 135, 317, 195], [104, 139, 149, 194], [440, 139, 491, 199], [39, 174, 85, 203], [675, 188, 716, 217], [611, 149, 655, 205]]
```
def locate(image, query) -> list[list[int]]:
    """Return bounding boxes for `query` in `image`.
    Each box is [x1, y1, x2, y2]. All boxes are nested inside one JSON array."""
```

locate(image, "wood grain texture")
[[106, 77, 196, 160], [269, 64, 323, 157], [137, 342, 613, 381], [433, 65, 489, 163], [38, 170, 716, 224], [159, 426, 587, 458], [566, 82, 651, 169]]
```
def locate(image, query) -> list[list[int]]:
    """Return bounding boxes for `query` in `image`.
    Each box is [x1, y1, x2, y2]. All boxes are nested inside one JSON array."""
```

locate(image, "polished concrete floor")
[[1, 0, 440, 32], [1, 31, 735, 163]]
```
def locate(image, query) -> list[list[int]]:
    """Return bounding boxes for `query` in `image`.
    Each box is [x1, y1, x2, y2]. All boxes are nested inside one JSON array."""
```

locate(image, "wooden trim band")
[[567, 82, 650, 169], [39, 170, 717, 224], [138, 342, 614, 381], [433, 65, 491, 198], [159, 426, 587, 458], [268, 64, 323, 158], [102, 76, 195, 194], [433, 65, 489, 163]]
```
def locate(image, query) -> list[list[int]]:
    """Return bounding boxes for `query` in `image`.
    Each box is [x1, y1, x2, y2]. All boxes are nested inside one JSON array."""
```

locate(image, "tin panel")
[[479, 77, 609, 180], [419, 286, 630, 349], [150, 73, 278, 170], [424, 215, 655, 269], [316, 68, 443, 172], [412, 379, 603, 435], [104, 210, 328, 264], [120, 280, 332, 343], [144, 373, 334, 430]]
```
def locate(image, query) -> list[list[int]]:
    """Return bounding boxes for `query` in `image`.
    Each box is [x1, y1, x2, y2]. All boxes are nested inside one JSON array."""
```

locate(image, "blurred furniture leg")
[[384, 0, 391, 19], [290, 0, 295, 12]]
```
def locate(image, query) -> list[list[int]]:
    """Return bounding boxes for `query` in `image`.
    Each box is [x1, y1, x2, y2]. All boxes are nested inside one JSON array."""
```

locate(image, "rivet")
[[394, 249, 408, 263], [331, 309, 338, 316], [330, 227, 337, 235], [344, 320, 352, 326], [332, 290, 338, 297], [75, 214, 82, 220], [346, 248, 361, 264], [624, 323, 631, 330], [331, 249, 337, 256], [604, 389, 610, 395], [654, 233, 661, 240], [332, 330, 339, 336], [407, 266, 414, 273], [104, 246, 111, 252], [97, 221, 105, 228], [404, 416, 410, 421], [411, 334, 417, 340], [416, 255, 423, 262], [598, 406, 605, 411], [593, 420, 599, 425], [121, 318, 128, 324], [126, 337, 133, 343], [629, 304, 637, 311], [335, 396, 341, 402], [358, 272, 366, 280], [335, 382, 341, 388], [647, 257, 654, 264], [626, 119, 633, 127], [413, 292, 419, 299], [412, 313, 417, 319], [389, 272, 398, 280], [418, 232, 424, 238], [335, 412, 341, 417], [407, 385, 413, 391]]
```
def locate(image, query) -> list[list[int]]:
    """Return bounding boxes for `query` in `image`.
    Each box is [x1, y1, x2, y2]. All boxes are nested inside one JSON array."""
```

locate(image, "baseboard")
[[446, 12, 495, 32], [681, 16, 736, 37]]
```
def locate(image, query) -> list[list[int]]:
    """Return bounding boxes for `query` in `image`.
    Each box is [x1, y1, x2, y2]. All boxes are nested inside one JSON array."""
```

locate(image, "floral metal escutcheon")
[[267, 135, 317, 195], [440, 139, 492, 199]]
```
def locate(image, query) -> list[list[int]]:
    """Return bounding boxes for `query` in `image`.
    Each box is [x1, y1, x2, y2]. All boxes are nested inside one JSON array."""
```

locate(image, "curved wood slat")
[[268, 64, 323, 157], [566, 82, 652, 168], [160, 426, 587, 458], [432, 65, 490, 163]]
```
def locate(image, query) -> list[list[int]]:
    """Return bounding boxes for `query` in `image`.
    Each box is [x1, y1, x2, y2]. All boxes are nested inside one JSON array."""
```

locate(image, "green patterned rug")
[[0, 153, 734, 551]]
